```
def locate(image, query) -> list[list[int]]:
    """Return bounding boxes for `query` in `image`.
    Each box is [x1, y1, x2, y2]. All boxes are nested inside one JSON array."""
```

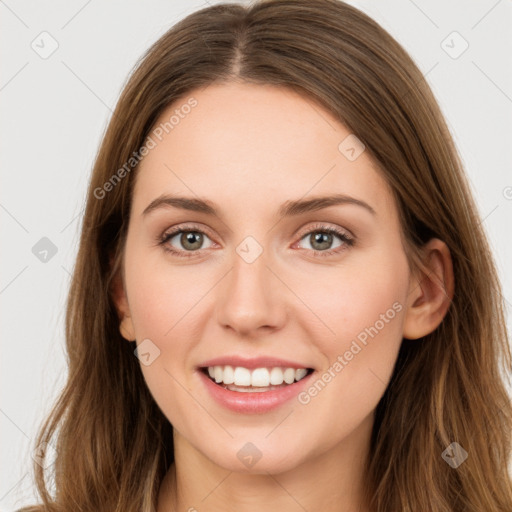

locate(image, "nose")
[[215, 246, 287, 337]]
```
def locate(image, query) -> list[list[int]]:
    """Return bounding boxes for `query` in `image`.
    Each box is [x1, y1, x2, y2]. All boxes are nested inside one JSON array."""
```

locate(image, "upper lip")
[[198, 356, 313, 370]]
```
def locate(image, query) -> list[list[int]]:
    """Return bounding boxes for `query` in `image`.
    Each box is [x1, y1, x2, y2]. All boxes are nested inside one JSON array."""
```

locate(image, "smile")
[[198, 364, 315, 413], [204, 365, 312, 391]]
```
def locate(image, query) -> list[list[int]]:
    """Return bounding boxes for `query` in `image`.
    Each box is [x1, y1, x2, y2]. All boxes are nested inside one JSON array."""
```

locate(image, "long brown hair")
[[18, 1, 512, 510]]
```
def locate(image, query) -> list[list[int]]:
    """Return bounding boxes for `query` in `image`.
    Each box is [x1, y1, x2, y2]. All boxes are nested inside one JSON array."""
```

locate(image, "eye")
[[158, 223, 214, 258], [295, 223, 354, 257]]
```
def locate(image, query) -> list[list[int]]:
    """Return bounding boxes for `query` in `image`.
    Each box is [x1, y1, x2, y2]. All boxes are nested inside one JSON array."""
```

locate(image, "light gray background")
[[1, 1, 511, 510]]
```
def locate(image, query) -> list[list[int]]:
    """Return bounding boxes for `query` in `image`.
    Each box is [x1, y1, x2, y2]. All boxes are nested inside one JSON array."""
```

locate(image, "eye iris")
[[181, 231, 203, 250], [310, 232, 332, 250]]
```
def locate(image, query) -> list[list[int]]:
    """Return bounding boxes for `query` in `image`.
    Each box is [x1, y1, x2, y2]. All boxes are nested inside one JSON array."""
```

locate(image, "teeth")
[[295, 368, 308, 380], [269, 367, 284, 385], [233, 367, 251, 386], [251, 368, 269, 387], [283, 368, 295, 384], [222, 365, 234, 384], [206, 365, 310, 387]]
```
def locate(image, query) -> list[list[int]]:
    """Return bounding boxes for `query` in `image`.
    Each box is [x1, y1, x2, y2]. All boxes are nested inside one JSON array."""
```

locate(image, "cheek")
[[124, 250, 217, 408], [292, 253, 408, 347], [125, 248, 214, 338], [124, 252, 207, 423], [292, 252, 408, 406], [300, 256, 407, 413]]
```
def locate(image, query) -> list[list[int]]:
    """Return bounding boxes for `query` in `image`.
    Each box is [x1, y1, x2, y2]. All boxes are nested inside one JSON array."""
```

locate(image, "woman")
[[18, 0, 512, 510]]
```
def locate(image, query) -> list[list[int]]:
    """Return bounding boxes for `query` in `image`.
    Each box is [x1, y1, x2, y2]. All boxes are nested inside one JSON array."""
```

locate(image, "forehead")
[[132, 82, 396, 222]]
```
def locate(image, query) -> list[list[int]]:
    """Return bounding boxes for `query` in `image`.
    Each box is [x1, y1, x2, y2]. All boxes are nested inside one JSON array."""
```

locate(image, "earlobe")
[[119, 314, 136, 342], [110, 259, 136, 342], [402, 238, 454, 340]]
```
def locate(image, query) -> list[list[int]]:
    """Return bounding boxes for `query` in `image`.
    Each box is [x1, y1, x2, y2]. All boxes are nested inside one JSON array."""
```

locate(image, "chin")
[[203, 440, 308, 475]]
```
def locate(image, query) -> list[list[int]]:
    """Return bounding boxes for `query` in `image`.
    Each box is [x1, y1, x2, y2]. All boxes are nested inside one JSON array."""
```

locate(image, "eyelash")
[[157, 222, 355, 259]]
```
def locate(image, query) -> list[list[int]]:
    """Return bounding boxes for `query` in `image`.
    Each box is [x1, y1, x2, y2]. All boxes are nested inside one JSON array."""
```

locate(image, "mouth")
[[200, 365, 315, 393]]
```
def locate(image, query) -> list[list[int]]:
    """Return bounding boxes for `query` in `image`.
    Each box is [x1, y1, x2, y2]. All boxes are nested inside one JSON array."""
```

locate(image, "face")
[[116, 82, 415, 474]]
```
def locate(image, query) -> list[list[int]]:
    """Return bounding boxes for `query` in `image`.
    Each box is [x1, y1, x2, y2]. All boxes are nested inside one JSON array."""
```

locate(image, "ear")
[[109, 253, 136, 342], [402, 238, 454, 340]]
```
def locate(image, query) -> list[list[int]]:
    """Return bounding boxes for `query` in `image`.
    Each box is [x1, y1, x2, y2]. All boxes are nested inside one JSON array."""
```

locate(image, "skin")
[[112, 81, 454, 512]]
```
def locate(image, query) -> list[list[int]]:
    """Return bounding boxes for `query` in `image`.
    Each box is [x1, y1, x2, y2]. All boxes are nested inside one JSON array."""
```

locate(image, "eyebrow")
[[142, 193, 376, 218]]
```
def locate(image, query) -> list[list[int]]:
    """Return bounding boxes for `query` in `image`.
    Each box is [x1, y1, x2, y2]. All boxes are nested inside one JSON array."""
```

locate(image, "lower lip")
[[198, 369, 314, 414]]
